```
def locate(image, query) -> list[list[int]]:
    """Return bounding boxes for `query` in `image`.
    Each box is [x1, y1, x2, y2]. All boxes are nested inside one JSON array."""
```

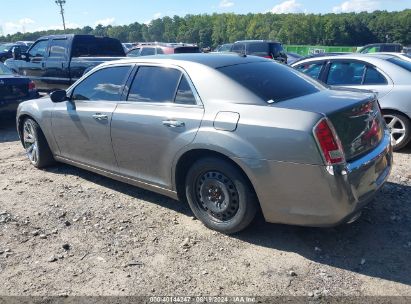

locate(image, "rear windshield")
[[72, 36, 125, 57], [174, 47, 200, 54], [0, 63, 12, 75], [218, 61, 323, 103], [387, 57, 411, 73]]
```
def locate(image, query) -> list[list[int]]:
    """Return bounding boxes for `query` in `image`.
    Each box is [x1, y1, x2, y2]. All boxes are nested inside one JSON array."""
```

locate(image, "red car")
[[127, 43, 200, 57]]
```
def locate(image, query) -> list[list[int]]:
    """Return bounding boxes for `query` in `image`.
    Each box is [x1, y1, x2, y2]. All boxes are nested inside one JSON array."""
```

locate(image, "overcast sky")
[[0, 0, 409, 36]]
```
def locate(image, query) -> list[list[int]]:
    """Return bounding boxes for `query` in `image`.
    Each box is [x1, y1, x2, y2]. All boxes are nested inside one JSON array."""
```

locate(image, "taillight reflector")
[[314, 118, 345, 165]]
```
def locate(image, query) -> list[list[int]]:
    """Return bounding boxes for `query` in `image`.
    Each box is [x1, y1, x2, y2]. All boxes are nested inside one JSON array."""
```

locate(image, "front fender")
[[16, 98, 59, 155]]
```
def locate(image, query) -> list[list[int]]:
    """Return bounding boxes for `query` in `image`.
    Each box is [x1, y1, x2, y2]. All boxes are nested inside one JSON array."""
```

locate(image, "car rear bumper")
[[236, 130, 393, 227]]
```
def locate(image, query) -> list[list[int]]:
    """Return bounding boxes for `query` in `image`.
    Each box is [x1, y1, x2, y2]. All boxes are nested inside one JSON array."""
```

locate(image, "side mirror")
[[50, 90, 68, 103], [12, 47, 22, 60], [21, 53, 28, 61]]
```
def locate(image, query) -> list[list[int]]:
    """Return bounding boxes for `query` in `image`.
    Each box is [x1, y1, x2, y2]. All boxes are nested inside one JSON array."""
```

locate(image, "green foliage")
[[1, 10, 410, 47]]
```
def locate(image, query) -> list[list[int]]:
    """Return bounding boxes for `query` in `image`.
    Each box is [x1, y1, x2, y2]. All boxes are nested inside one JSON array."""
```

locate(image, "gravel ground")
[[0, 117, 410, 297]]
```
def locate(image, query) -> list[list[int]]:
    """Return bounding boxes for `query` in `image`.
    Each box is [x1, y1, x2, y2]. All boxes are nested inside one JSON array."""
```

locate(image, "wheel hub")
[[196, 171, 239, 221], [384, 114, 406, 146]]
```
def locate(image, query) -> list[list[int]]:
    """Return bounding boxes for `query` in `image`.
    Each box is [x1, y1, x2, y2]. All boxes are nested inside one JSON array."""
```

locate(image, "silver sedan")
[[16, 54, 392, 233], [292, 54, 411, 150]]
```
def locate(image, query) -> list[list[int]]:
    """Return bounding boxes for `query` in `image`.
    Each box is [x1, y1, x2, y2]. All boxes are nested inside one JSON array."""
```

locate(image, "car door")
[[20, 39, 49, 90], [111, 65, 204, 189], [325, 60, 393, 98], [44, 38, 71, 90], [51, 65, 133, 171]]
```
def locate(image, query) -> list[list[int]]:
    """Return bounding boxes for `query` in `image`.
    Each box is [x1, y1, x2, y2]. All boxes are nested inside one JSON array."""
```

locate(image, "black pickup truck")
[[5, 34, 126, 91]]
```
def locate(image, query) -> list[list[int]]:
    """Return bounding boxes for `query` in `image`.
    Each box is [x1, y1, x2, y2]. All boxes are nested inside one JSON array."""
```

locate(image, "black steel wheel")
[[185, 157, 258, 234]]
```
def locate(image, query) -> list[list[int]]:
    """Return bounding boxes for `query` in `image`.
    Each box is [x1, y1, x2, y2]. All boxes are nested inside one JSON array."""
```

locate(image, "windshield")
[[387, 57, 411, 73], [0, 63, 13, 75], [218, 61, 323, 103]]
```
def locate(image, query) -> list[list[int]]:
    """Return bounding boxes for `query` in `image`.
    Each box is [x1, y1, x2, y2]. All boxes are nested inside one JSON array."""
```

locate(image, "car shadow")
[[236, 181, 411, 287], [45, 164, 193, 217], [46, 162, 411, 287], [0, 116, 19, 143]]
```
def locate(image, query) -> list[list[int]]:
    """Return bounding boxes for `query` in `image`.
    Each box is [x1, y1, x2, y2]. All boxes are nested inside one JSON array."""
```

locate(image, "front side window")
[[28, 40, 49, 58], [72, 66, 131, 101], [295, 62, 324, 79], [327, 61, 366, 85], [127, 66, 181, 103]]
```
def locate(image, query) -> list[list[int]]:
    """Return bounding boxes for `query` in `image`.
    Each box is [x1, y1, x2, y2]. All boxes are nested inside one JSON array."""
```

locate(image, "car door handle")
[[92, 113, 108, 121], [162, 120, 185, 128]]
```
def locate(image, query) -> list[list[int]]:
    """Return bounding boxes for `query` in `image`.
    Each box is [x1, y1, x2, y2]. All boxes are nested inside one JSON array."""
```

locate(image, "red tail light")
[[313, 118, 345, 165], [264, 55, 273, 59], [28, 81, 36, 92]]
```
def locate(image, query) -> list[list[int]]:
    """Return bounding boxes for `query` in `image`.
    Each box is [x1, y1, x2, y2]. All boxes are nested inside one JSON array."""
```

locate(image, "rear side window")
[[175, 76, 197, 105], [49, 39, 68, 59], [72, 37, 125, 57], [174, 47, 200, 54], [218, 62, 322, 103], [295, 62, 324, 79], [327, 62, 366, 85], [232, 43, 245, 53], [363, 67, 387, 85], [247, 43, 269, 56], [128, 66, 181, 103], [140, 48, 156, 56], [270, 43, 285, 57], [72, 66, 131, 101]]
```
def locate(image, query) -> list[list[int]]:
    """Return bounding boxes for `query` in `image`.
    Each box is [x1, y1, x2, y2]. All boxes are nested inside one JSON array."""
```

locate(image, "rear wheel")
[[22, 118, 55, 168], [185, 157, 257, 234], [383, 112, 411, 151]]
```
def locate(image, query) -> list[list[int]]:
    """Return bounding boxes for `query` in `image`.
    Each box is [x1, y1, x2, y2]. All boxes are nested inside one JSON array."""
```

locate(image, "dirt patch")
[[0, 119, 410, 297]]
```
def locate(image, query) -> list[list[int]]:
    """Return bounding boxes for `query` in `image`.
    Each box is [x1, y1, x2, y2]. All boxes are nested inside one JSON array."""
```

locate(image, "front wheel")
[[383, 112, 411, 151], [185, 157, 258, 234], [22, 118, 55, 168]]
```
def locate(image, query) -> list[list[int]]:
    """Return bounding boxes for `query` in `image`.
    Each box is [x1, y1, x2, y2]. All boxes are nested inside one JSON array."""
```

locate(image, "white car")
[[292, 54, 411, 150]]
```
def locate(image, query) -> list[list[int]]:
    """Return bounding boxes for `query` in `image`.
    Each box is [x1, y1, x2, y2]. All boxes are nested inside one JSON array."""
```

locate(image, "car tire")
[[383, 112, 411, 151], [22, 118, 55, 168], [185, 157, 258, 234]]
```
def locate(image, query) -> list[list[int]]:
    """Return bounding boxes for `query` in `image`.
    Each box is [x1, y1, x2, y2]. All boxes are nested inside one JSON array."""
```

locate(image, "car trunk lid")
[[271, 89, 386, 162], [0, 76, 30, 101]]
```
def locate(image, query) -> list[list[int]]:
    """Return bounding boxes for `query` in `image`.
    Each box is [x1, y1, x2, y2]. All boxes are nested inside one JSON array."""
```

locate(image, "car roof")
[[234, 40, 281, 44], [101, 53, 268, 69], [292, 53, 397, 64]]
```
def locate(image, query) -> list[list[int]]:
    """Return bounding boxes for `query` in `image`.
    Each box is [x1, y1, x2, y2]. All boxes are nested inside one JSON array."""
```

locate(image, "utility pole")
[[55, 0, 67, 31]]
